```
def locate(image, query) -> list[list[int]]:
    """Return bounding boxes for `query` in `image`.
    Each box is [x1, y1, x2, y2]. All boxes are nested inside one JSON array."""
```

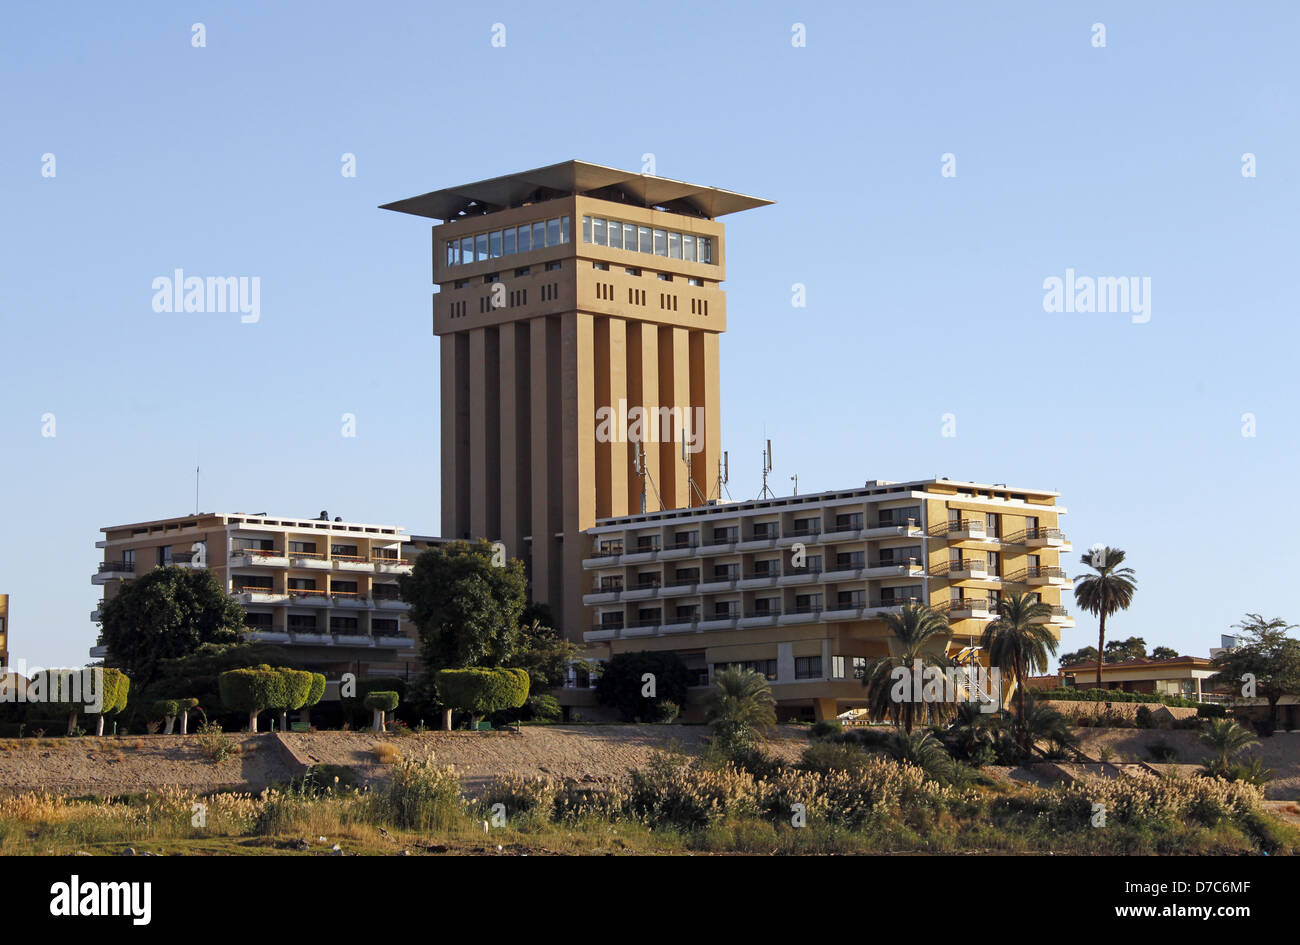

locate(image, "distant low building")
[[91, 512, 445, 685], [1060, 655, 1225, 702], [0, 593, 9, 669]]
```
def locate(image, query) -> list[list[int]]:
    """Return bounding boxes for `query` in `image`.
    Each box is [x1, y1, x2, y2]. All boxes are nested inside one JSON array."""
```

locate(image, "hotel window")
[[446, 241, 458, 266], [986, 551, 1000, 576], [714, 562, 740, 580], [532, 221, 546, 251], [714, 601, 739, 618], [673, 531, 698, 548], [503, 227, 516, 255], [683, 233, 696, 261], [593, 261, 609, 270], [653, 229, 667, 256], [331, 580, 359, 595], [675, 567, 700, 583], [831, 656, 846, 679], [545, 260, 561, 272], [677, 604, 700, 621], [289, 578, 316, 591], [546, 218, 561, 246], [688, 277, 703, 286], [489, 230, 503, 258], [454, 278, 469, 289], [514, 267, 529, 277], [289, 540, 316, 554], [657, 272, 672, 281], [668, 231, 682, 258], [836, 552, 865, 569], [752, 521, 777, 539], [373, 618, 400, 634], [838, 589, 866, 607], [795, 593, 822, 612], [622, 223, 636, 251], [460, 236, 473, 263], [330, 617, 359, 632], [606, 220, 622, 249], [475, 233, 489, 262], [516, 224, 531, 253], [245, 612, 273, 629], [331, 543, 359, 557], [985, 513, 999, 537], [582, 216, 591, 243], [795, 656, 822, 680], [592, 217, 606, 245], [625, 267, 641, 276], [634, 226, 649, 253], [288, 615, 317, 631]]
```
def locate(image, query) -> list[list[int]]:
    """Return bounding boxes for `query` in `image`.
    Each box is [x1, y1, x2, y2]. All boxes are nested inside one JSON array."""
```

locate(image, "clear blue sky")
[[3, 1, 1297, 669]]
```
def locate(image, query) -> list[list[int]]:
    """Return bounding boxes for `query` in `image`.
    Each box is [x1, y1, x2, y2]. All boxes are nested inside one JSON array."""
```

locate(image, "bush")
[[379, 755, 463, 830], [1135, 705, 1155, 729], [341, 676, 407, 726], [594, 651, 690, 722], [482, 774, 556, 823], [218, 666, 288, 732], [650, 700, 680, 723], [809, 720, 842, 739], [1197, 703, 1227, 718], [194, 721, 238, 762], [364, 692, 400, 713], [1147, 739, 1180, 763]]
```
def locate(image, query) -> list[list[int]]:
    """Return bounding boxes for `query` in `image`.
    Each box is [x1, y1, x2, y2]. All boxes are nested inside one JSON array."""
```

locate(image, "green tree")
[[435, 668, 529, 729], [364, 691, 400, 731], [859, 603, 951, 733], [507, 613, 578, 718], [704, 668, 776, 752], [1073, 546, 1137, 697], [93, 668, 130, 736], [271, 667, 314, 732], [981, 592, 1057, 746], [1209, 614, 1300, 731], [217, 665, 288, 732], [399, 540, 528, 673], [1104, 636, 1148, 662], [99, 566, 245, 689], [1059, 645, 1098, 668], [1150, 646, 1180, 661], [594, 651, 690, 722]]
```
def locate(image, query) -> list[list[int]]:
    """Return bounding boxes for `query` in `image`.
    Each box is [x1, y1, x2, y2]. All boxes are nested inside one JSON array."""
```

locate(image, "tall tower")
[[382, 161, 771, 639]]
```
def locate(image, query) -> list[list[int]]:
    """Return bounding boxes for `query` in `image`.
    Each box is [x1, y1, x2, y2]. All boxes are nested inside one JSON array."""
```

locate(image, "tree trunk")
[[1016, 658, 1028, 752], [163, 716, 175, 735], [249, 711, 259, 733], [1095, 611, 1107, 698], [96, 715, 105, 737], [379, 710, 387, 732], [371, 708, 381, 732], [180, 710, 189, 735], [442, 708, 452, 731], [67, 711, 78, 736], [280, 711, 288, 732]]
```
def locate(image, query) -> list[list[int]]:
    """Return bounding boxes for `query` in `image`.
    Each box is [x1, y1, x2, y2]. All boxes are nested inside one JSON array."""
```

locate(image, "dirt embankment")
[[0, 726, 811, 797]]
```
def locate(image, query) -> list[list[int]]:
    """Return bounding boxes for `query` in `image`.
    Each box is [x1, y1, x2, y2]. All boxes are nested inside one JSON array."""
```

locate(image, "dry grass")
[[371, 743, 402, 764]]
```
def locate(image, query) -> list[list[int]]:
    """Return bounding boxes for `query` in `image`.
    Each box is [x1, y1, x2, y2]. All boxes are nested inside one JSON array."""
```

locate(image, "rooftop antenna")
[[194, 452, 200, 514], [684, 437, 708, 506], [758, 439, 776, 499], [790, 473, 798, 496], [712, 450, 731, 502], [633, 442, 647, 514]]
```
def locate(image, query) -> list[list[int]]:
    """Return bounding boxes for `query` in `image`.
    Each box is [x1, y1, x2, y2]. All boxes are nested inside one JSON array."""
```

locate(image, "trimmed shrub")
[[342, 676, 407, 727], [364, 691, 400, 731], [218, 666, 287, 732], [594, 651, 690, 722], [435, 668, 529, 728], [810, 719, 843, 739]]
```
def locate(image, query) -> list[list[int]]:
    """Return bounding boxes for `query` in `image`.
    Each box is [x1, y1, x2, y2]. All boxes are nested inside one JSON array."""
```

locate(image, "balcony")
[[90, 601, 105, 623], [739, 569, 781, 589], [940, 598, 995, 620], [229, 548, 290, 568], [740, 609, 782, 628], [865, 517, 922, 538], [586, 621, 624, 641], [372, 596, 410, 611], [288, 589, 331, 606], [868, 597, 924, 613], [287, 551, 332, 570], [623, 540, 662, 564], [932, 558, 988, 580], [929, 519, 987, 541], [698, 572, 740, 592], [1030, 605, 1075, 626], [92, 560, 134, 584], [658, 538, 700, 560], [234, 586, 290, 605], [1011, 566, 1071, 587], [371, 556, 413, 574], [332, 554, 373, 573], [329, 591, 373, 609], [865, 557, 924, 578], [622, 579, 663, 601], [244, 628, 291, 643]]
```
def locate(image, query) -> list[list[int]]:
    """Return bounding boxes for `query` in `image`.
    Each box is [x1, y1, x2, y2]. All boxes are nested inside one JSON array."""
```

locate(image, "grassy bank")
[[0, 746, 1293, 856]]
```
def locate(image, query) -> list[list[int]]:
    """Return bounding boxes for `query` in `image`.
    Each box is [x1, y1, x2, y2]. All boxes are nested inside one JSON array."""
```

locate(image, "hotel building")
[[572, 479, 1074, 721], [382, 160, 771, 638], [90, 512, 441, 680], [0, 593, 9, 669]]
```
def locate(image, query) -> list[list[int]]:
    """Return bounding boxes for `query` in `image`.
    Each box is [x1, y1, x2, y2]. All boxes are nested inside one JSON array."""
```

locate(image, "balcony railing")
[[930, 558, 987, 576], [238, 547, 285, 557], [98, 561, 133, 573], [823, 520, 864, 534], [592, 545, 623, 558], [591, 579, 624, 592], [1007, 566, 1069, 582], [235, 584, 277, 595], [591, 621, 625, 632], [928, 519, 985, 537], [1005, 527, 1065, 544], [873, 517, 919, 530]]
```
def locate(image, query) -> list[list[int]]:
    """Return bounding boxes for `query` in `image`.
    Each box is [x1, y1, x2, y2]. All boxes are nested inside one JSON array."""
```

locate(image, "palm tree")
[[980, 592, 1058, 744], [1200, 718, 1258, 775], [1073, 546, 1137, 700], [885, 730, 954, 781], [704, 668, 776, 749], [860, 603, 952, 733]]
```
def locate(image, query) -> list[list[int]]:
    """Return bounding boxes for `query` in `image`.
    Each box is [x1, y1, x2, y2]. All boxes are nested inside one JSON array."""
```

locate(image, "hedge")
[[1034, 688, 1217, 710]]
